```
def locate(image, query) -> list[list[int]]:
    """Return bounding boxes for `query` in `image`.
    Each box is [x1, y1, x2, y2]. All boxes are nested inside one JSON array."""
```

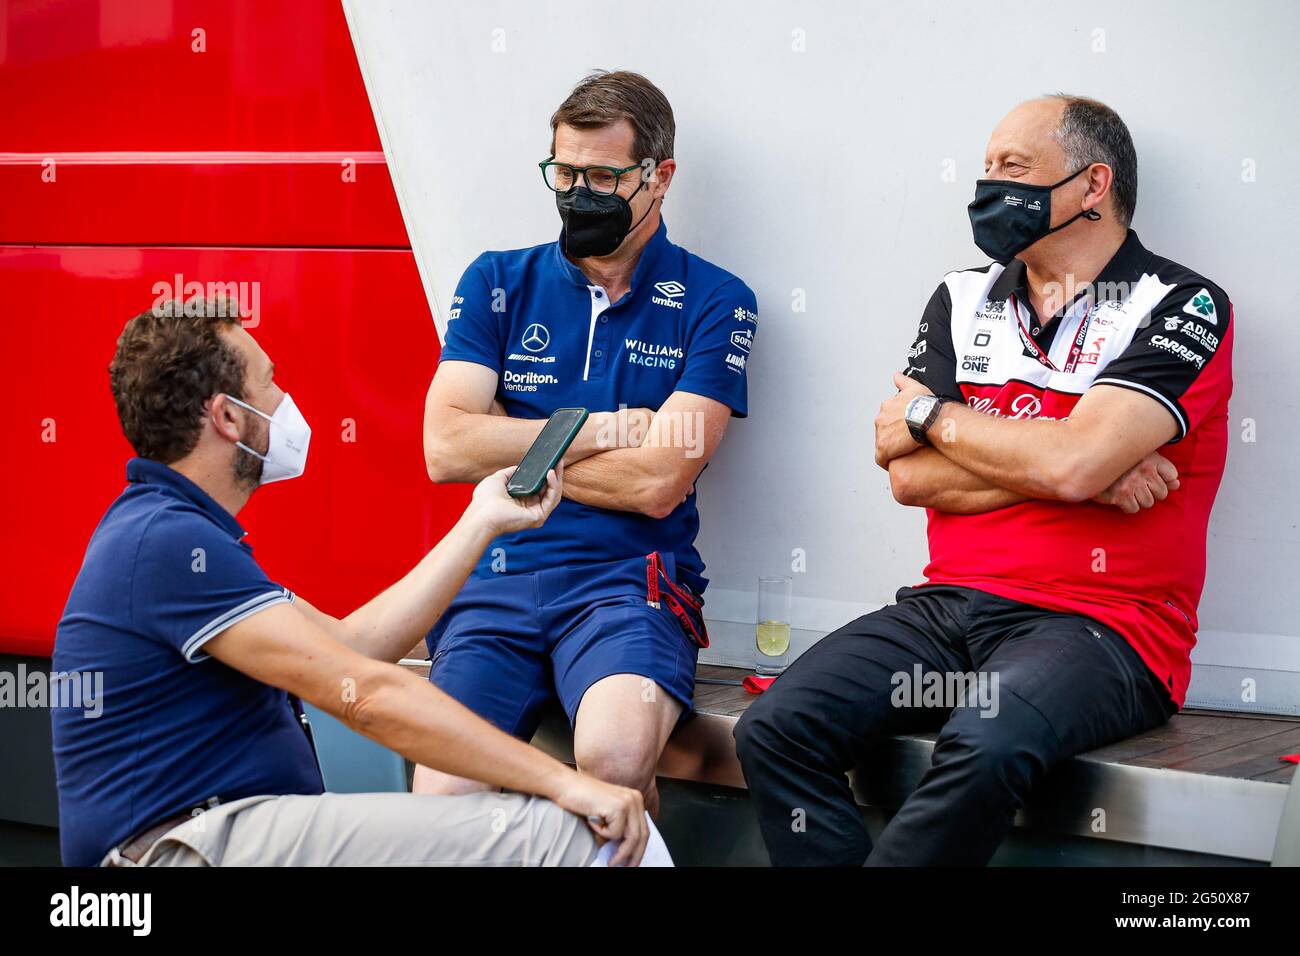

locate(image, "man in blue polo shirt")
[[51, 297, 650, 866], [418, 70, 758, 811]]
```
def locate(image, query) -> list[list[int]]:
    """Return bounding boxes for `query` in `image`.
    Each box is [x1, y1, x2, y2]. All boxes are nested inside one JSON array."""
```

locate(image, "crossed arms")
[[423, 359, 732, 518], [429, 347, 1176, 518], [876, 372, 1182, 515]]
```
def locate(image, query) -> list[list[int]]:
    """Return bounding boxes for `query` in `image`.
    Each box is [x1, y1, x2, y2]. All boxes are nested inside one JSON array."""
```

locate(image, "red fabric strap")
[[743, 675, 776, 695], [644, 552, 708, 647]]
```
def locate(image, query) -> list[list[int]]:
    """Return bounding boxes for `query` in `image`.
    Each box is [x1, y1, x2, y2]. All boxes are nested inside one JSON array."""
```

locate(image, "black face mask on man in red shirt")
[[967, 165, 1100, 261]]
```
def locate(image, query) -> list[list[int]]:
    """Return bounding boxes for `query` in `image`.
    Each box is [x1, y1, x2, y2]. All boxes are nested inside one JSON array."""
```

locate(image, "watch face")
[[908, 395, 935, 424]]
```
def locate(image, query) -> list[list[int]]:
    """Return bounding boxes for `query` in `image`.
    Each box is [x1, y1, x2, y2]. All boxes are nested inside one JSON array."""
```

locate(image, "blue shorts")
[[425, 552, 705, 739]]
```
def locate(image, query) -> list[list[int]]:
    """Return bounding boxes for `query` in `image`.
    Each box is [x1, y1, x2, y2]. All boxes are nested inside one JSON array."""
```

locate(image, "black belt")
[[106, 811, 196, 866]]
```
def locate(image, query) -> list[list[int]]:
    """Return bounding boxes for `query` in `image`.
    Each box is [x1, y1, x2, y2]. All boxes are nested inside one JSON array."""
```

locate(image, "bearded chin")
[[232, 420, 268, 490]]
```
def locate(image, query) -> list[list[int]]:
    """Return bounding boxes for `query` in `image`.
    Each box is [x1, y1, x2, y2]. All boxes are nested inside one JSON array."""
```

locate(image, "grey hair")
[[1048, 94, 1138, 227]]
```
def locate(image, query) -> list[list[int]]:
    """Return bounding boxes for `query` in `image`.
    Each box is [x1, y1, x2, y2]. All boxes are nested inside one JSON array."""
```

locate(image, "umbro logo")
[[652, 281, 685, 310], [521, 323, 550, 352]]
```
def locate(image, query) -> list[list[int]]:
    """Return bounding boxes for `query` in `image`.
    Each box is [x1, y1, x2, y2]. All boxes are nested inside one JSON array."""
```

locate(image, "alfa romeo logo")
[[521, 323, 550, 353]]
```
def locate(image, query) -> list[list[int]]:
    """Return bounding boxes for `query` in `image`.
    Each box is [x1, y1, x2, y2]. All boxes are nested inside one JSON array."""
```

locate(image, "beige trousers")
[[114, 791, 598, 867]]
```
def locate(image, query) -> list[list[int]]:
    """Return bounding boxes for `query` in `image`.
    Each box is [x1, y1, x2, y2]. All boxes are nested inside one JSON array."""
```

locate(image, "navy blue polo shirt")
[[52, 458, 323, 866], [441, 219, 758, 578]]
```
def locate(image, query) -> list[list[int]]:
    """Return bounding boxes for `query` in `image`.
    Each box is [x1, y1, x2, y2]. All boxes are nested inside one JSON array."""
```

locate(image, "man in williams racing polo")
[[736, 95, 1232, 865], [417, 71, 758, 813]]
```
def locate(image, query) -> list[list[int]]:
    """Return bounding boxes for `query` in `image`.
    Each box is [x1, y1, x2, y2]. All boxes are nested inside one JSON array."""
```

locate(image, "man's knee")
[[933, 700, 1058, 796], [734, 697, 780, 766], [735, 688, 828, 767], [573, 736, 658, 793]]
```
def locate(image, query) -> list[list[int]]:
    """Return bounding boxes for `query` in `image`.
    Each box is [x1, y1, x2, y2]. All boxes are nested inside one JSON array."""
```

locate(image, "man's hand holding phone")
[[464, 406, 592, 533], [468, 463, 564, 535]]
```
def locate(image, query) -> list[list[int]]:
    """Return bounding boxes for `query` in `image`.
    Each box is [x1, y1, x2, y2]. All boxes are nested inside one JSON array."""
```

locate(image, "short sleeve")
[[438, 254, 505, 373], [904, 282, 963, 402], [674, 278, 756, 418], [1092, 283, 1233, 441], [132, 512, 294, 663]]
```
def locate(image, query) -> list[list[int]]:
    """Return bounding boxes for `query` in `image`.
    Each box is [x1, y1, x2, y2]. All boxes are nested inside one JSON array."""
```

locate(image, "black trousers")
[[733, 585, 1176, 866]]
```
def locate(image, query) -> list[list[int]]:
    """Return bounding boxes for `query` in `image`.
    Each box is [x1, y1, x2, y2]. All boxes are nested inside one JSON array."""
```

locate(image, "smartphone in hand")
[[507, 407, 589, 498]]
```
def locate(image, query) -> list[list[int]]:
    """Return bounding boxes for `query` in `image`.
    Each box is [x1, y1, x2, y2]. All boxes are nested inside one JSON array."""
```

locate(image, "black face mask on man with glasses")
[[554, 166, 658, 259]]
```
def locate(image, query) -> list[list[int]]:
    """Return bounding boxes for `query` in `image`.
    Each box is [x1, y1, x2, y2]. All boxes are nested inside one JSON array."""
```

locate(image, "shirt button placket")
[[585, 285, 612, 381]]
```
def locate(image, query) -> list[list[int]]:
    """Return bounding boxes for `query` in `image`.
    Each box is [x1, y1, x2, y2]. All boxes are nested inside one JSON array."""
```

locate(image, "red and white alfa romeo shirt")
[[904, 230, 1233, 706]]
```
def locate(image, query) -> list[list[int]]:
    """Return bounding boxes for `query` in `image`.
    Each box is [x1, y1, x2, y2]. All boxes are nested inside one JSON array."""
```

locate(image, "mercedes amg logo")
[[521, 323, 550, 353]]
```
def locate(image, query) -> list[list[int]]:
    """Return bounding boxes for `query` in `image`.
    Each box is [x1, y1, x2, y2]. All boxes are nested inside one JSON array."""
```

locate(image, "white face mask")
[[223, 393, 312, 484]]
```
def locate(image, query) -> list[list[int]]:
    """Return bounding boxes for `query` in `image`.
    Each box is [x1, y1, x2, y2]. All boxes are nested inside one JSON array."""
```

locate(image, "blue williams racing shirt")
[[440, 219, 757, 580]]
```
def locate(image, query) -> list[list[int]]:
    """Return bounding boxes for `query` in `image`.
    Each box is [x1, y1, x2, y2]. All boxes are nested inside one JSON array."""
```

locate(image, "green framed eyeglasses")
[[539, 160, 643, 196]]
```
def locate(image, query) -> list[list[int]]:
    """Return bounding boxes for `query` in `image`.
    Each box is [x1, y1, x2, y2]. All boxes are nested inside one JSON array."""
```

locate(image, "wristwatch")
[[904, 395, 947, 445]]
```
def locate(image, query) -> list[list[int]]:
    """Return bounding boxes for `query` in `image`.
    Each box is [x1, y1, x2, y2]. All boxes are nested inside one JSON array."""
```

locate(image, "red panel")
[[0, 157, 410, 247], [0, 0, 410, 247], [0, 0, 469, 659], [0, 0, 381, 151], [0, 246, 466, 657]]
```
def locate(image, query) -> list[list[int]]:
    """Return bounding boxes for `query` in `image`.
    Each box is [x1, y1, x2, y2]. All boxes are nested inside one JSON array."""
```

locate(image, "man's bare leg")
[[573, 673, 682, 818], [411, 764, 493, 795]]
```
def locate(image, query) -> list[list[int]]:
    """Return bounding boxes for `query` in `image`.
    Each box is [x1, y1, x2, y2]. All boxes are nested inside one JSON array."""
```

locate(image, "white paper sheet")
[[589, 813, 674, 867]]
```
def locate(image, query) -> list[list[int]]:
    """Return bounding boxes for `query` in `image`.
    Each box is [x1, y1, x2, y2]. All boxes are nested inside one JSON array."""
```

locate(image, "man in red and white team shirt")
[[736, 94, 1233, 866]]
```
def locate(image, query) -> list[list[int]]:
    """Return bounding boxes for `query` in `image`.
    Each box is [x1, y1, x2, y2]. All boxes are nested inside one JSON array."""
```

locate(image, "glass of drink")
[[756, 575, 792, 676]]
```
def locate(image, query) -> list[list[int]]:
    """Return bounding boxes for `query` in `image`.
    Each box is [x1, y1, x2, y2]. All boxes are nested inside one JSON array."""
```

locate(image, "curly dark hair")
[[109, 296, 247, 463]]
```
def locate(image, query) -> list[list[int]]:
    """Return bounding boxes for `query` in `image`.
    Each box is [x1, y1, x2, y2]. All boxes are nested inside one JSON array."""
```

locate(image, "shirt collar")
[[1091, 229, 1153, 297], [125, 457, 246, 540], [626, 218, 672, 296], [988, 257, 1028, 304], [551, 218, 673, 297], [988, 229, 1153, 316]]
